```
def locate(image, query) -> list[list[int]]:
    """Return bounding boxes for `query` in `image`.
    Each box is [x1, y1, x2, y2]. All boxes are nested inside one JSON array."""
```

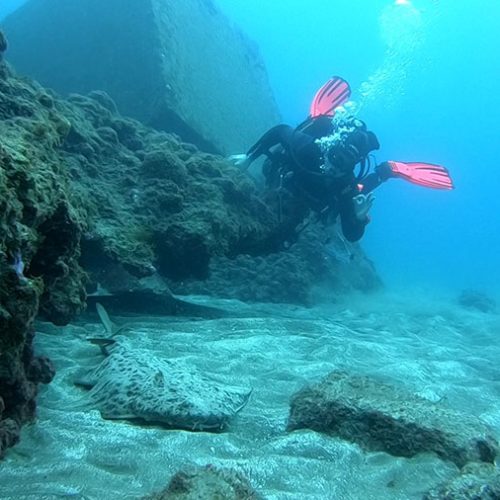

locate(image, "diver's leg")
[[247, 124, 294, 162]]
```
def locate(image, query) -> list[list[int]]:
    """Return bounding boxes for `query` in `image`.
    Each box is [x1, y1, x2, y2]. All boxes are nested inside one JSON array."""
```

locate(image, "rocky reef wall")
[[0, 55, 66, 457], [2, 0, 281, 154]]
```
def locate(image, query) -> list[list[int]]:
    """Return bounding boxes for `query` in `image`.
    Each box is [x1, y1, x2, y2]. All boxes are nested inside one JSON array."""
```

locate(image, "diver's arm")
[[338, 189, 373, 242], [359, 162, 394, 193]]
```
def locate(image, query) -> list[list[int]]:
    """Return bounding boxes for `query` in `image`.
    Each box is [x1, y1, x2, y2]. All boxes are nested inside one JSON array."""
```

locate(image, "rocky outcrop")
[[144, 465, 264, 500], [0, 61, 87, 325], [0, 321, 55, 458], [2, 0, 281, 154], [0, 51, 77, 456], [59, 90, 279, 283], [172, 225, 381, 305], [287, 371, 498, 468]]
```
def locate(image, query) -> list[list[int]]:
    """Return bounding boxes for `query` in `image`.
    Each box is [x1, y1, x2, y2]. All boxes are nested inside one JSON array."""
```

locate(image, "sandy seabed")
[[1, 289, 499, 500]]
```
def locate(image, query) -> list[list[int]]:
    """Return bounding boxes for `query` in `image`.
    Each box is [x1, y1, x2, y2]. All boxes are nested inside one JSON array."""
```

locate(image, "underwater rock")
[[458, 289, 496, 314], [144, 464, 264, 500], [2, 0, 280, 154], [287, 371, 498, 468], [0, 249, 55, 457], [141, 149, 188, 185], [0, 68, 88, 325], [26, 355, 55, 385], [29, 201, 86, 324], [423, 462, 500, 499], [0, 265, 37, 457], [60, 89, 281, 284], [76, 339, 251, 431], [171, 225, 382, 305], [0, 418, 20, 458], [0, 31, 7, 56], [0, 319, 55, 458], [0, 60, 86, 456]]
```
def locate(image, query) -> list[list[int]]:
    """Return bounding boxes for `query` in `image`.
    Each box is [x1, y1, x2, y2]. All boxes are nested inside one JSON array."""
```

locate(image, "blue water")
[[1, 0, 498, 294], [215, 0, 500, 294], [0, 0, 23, 19]]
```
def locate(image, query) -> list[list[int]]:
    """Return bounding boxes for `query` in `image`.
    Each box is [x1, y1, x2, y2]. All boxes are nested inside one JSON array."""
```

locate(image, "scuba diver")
[[230, 76, 454, 243]]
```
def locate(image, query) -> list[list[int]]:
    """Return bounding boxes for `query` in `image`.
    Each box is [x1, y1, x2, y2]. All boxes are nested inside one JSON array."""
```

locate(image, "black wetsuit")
[[246, 117, 387, 242]]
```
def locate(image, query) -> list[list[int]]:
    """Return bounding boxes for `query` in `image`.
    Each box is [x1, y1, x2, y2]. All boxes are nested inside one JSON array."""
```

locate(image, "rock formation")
[[2, 0, 281, 154], [287, 371, 498, 468], [144, 465, 264, 500]]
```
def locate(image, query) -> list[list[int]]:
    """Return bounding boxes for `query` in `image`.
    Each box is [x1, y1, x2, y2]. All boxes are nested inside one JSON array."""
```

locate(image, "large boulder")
[[2, 0, 281, 154], [287, 371, 498, 468]]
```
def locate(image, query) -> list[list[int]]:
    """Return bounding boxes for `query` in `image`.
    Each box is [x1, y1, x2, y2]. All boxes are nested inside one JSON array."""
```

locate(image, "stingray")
[[74, 304, 251, 431]]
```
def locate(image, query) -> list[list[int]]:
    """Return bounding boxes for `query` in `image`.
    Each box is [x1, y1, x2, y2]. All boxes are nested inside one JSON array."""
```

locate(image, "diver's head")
[[317, 114, 374, 177]]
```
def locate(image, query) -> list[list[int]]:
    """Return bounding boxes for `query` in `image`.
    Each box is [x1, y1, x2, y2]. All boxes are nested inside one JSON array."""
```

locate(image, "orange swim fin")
[[309, 76, 351, 118], [388, 161, 454, 190]]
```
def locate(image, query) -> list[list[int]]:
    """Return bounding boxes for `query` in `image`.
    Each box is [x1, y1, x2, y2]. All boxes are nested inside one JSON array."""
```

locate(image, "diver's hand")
[[353, 193, 375, 221], [227, 153, 251, 170]]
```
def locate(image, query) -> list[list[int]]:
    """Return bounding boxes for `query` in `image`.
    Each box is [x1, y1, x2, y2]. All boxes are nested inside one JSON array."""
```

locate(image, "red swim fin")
[[388, 161, 454, 190], [310, 76, 351, 118]]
